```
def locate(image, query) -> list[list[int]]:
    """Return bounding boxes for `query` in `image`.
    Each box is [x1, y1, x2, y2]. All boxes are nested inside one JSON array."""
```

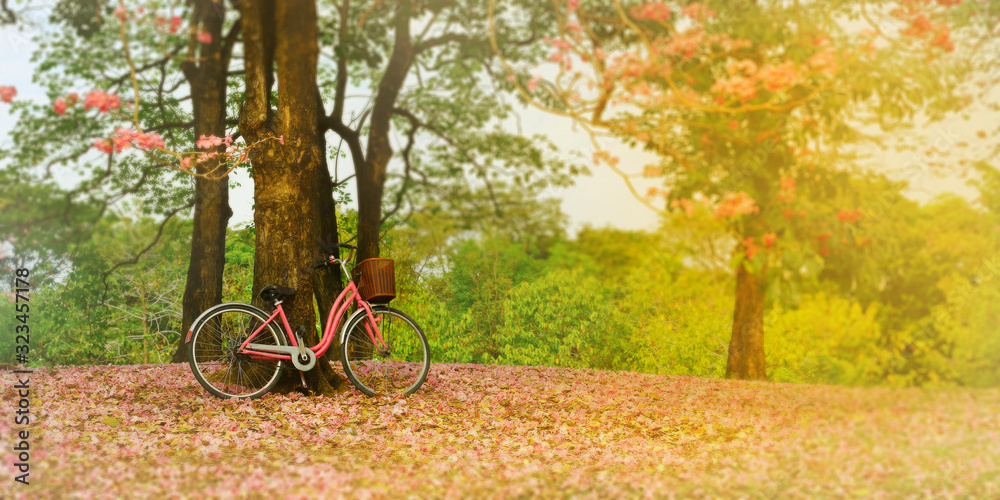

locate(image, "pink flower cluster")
[[196, 134, 232, 150], [527, 76, 542, 92], [714, 191, 759, 218], [745, 232, 777, 259], [711, 59, 804, 102], [837, 209, 864, 223], [0, 85, 15, 103], [592, 150, 620, 167], [680, 3, 715, 19], [83, 90, 122, 113], [51, 93, 80, 115], [93, 127, 165, 154], [807, 50, 838, 76], [630, 2, 671, 21], [154, 15, 184, 34], [756, 62, 799, 91], [711, 76, 757, 101]]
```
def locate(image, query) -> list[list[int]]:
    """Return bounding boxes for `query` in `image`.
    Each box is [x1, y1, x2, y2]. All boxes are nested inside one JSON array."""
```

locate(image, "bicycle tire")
[[340, 307, 430, 396], [188, 303, 287, 400]]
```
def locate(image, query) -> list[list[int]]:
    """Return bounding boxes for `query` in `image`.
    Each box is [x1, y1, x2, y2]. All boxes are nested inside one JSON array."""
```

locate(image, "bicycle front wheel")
[[340, 307, 430, 396], [188, 303, 287, 400]]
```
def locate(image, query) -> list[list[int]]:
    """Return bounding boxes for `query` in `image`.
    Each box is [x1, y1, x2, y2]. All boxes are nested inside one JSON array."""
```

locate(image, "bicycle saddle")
[[259, 284, 296, 302]]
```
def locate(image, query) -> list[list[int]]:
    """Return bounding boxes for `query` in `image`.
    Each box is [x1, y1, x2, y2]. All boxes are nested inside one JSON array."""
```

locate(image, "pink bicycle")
[[185, 243, 430, 399]]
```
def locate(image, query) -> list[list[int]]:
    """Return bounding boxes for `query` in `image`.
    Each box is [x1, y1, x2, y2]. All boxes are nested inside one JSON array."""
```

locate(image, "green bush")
[[764, 293, 885, 385]]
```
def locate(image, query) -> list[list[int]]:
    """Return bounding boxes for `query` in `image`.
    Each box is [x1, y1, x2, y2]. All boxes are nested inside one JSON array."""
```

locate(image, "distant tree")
[[494, 0, 995, 379]]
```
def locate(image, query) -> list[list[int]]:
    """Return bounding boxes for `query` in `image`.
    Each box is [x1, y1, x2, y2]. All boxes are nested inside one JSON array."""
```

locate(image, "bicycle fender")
[[185, 302, 261, 343]]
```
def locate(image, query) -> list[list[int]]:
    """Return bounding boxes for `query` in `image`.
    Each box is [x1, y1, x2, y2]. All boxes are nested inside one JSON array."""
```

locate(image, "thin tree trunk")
[[172, 0, 232, 363], [725, 262, 768, 379], [356, 0, 414, 261]]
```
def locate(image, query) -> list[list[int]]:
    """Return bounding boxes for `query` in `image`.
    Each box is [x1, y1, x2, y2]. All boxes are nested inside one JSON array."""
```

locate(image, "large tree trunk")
[[725, 262, 768, 379], [172, 0, 232, 363], [240, 0, 345, 394]]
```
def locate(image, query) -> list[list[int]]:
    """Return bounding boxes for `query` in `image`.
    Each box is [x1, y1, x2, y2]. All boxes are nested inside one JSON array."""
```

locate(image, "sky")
[[1, 6, 992, 239]]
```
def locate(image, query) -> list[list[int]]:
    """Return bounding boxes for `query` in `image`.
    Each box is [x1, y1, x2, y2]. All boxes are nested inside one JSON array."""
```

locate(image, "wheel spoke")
[[189, 307, 284, 400], [342, 308, 429, 397]]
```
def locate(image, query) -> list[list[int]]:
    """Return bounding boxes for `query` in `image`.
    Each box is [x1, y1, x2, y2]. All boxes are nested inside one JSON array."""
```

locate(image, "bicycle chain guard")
[[246, 343, 317, 371]]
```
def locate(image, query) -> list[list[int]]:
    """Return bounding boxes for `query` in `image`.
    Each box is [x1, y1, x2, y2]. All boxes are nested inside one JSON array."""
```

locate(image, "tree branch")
[[99, 201, 194, 304]]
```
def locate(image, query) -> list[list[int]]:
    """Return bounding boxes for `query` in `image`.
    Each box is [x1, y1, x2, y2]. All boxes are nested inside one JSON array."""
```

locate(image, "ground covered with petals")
[[2, 363, 997, 498]]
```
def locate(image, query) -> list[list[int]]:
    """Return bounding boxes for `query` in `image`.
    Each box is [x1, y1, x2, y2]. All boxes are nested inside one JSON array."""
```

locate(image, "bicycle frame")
[[237, 276, 388, 364]]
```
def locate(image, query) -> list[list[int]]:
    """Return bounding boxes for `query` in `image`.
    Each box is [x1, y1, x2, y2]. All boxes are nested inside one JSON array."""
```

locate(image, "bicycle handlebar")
[[313, 242, 359, 271]]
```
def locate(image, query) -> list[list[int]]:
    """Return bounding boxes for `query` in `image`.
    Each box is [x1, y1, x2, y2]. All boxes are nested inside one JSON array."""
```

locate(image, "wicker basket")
[[352, 258, 396, 303]]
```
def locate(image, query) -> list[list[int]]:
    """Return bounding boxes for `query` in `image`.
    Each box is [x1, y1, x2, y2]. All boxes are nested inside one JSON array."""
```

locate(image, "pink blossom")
[[135, 132, 165, 150], [93, 139, 114, 154], [807, 50, 838, 76], [180, 157, 193, 170], [592, 150, 619, 167], [681, 3, 715, 19], [111, 134, 132, 153], [756, 62, 799, 91], [837, 209, 863, 223], [53, 97, 68, 115], [527, 76, 542, 92], [224, 134, 234, 148], [930, 27, 954, 52], [710, 76, 757, 102], [278, 135, 284, 145], [114, 6, 127, 22], [714, 191, 759, 218], [114, 126, 136, 139], [83, 90, 121, 113], [0, 86, 15, 103], [630, 2, 671, 21], [196, 32, 213, 44], [546, 38, 573, 52], [196, 134, 224, 149], [567, 0, 579, 14], [169, 16, 182, 34]]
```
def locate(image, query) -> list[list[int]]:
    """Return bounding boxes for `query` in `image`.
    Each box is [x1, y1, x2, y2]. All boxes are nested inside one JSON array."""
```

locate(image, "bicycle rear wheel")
[[188, 303, 286, 400], [340, 307, 430, 396]]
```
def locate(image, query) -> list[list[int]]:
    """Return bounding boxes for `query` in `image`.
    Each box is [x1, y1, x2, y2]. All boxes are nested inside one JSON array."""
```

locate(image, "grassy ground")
[[2, 363, 997, 498]]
